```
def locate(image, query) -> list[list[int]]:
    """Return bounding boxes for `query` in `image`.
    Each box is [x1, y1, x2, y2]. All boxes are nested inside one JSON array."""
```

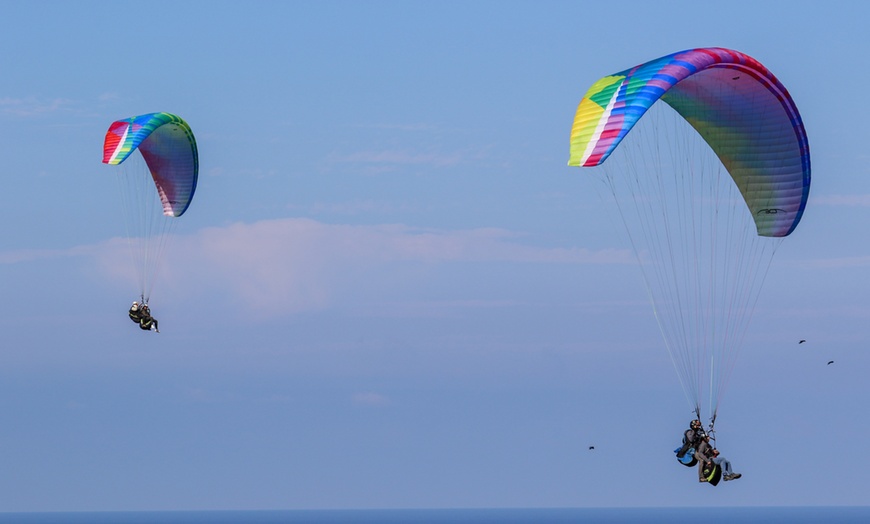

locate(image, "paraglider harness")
[[673, 411, 723, 484], [139, 309, 156, 330], [674, 410, 717, 466], [129, 297, 158, 332]]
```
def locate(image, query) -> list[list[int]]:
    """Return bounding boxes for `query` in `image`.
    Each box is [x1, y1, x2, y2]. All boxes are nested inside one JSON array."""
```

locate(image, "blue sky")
[[1, 0, 869, 512]]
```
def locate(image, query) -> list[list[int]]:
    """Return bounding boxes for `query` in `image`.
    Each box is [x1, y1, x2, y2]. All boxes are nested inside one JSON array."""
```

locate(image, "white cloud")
[[4, 218, 633, 315], [162, 218, 633, 313]]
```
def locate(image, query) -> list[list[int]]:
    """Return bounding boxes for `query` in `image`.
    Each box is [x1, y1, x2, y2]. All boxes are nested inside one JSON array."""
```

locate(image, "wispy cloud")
[[184, 388, 214, 402], [0, 245, 96, 264], [331, 149, 463, 167], [812, 194, 870, 207], [287, 199, 418, 215], [352, 391, 391, 406], [0, 96, 74, 117], [209, 167, 280, 179], [797, 255, 870, 269], [349, 122, 435, 132], [770, 304, 870, 319], [98, 92, 121, 102]]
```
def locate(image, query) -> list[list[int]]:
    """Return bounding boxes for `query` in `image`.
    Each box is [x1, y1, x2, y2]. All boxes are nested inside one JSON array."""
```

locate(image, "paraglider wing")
[[102, 112, 198, 217], [569, 47, 810, 237], [568, 48, 811, 430]]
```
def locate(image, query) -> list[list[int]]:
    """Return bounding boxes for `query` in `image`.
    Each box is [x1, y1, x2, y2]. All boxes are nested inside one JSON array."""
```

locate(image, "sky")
[[1, 0, 869, 512]]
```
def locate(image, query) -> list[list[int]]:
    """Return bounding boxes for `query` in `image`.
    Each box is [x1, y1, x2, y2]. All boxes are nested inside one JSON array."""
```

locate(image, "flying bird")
[[589, 446, 595, 450], [799, 340, 806, 344], [827, 360, 834, 365]]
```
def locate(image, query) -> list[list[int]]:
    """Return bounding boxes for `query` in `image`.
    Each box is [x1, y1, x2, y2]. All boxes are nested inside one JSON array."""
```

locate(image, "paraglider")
[[128, 301, 159, 332], [569, 48, 810, 482], [103, 112, 198, 332]]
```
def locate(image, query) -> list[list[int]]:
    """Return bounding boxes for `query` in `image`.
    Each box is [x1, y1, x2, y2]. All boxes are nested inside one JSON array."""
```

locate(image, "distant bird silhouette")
[[589, 446, 595, 450], [827, 360, 834, 365], [799, 340, 806, 344]]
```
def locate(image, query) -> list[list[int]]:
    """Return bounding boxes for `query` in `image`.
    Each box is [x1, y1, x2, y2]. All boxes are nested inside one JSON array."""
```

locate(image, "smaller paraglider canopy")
[[103, 112, 199, 217]]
